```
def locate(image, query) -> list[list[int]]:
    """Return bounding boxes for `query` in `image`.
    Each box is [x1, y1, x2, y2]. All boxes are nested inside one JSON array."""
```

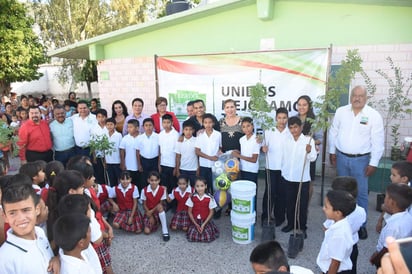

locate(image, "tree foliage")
[[0, 0, 48, 94]]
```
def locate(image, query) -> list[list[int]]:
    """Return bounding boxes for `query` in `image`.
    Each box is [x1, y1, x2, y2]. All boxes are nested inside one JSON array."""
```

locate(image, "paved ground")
[[8, 157, 380, 273], [109, 176, 380, 274]]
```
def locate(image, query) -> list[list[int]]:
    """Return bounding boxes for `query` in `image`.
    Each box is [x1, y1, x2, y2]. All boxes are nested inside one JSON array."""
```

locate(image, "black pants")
[[199, 166, 213, 193], [284, 178, 309, 230], [180, 169, 197, 187], [26, 149, 53, 163], [93, 157, 105, 185], [350, 243, 358, 274], [54, 147, 75, 167], [75, 146, 90, 157], [106, 163, 121, 187], [128, 170, 141, 189], [262, 169, 286, 223], [160, 165, 176, 193], [141, 156, 159, 191]]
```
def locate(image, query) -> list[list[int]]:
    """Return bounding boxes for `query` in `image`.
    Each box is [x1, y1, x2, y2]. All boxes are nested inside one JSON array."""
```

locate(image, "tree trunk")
[[0, 80, 11, 96], [86, 81, 92, 99]]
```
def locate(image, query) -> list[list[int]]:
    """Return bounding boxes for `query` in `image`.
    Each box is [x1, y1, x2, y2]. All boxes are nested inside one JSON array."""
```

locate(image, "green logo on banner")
[[169, 91, 206, 120]]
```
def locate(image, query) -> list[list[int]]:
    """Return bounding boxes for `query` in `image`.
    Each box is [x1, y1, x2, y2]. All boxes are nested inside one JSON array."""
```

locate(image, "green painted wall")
[[102, 1, 412, 59]]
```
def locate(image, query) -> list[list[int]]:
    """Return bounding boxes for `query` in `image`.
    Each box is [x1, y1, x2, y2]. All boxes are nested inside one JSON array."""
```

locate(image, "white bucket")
[[230, 180, 256, 214], [230, 210, 256, 244]]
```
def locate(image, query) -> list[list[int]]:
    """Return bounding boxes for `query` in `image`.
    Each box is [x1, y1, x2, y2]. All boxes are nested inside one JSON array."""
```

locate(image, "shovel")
[[261, 167, 275, 241], [287, 138, 311, 258]]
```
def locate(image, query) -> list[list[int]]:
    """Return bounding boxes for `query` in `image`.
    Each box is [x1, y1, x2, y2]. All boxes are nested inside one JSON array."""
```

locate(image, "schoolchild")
[[195, 114, 222, 193], [370, 183, 412, 268], [0, 173, 11, 246], [167, 175, 193, 231], [0, 183, 58, 273], [91, 108, 109, 185], [141, 171, 170, 241], [232, 117, 260, 206], [158, 114, 180, 194], [108, 171, 143, 233], [119, 119, 140, 186], [54, 213, 102, 274], [137, 118, 159, 191], [376, 161, 412, 233], [19, 160, 46, 194], [186, 177, 219, 242], [41, 160, 65, 203], [280, 117, 317, 236], [93, 182, 112, 217], [261, 107, 290, 226], [323, 176, 366, 274], [175, 120, 198, 187], [317, 190, 356, 274], [105, 117, 122, 187]]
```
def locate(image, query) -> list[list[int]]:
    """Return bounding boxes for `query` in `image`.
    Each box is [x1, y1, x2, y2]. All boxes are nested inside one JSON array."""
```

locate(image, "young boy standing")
[[0, 183, 57, 273], [105, 118, 122, 187], [371, 183, 412, 268], [232, 117, 260, 205], [91, 109, 108, 185], [281, 117, 317, 235], [195, 114, 222, 193], [317, 190, 356, 274], [137, 118, 159, 191], [119, 119, 140, 186], [158, 114, 179, 194], [175, 120, 198, 187]]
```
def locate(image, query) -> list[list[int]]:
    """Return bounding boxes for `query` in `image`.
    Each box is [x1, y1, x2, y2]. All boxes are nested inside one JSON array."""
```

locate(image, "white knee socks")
[[159, 211, 169, 234]]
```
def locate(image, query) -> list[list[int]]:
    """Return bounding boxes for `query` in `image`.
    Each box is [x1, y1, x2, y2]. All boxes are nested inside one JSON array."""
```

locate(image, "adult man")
[[49, 105, 75, 166], [186, 99, 219, 136], [122, 98, 149, 135], [17, 106, 53, 163], [329, 85, 384, 239], [71, 100, 97, 156]]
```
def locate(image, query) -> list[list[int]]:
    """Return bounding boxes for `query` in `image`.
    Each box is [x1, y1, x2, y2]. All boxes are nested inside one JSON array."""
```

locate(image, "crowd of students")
[[0, 91, 411, 274]]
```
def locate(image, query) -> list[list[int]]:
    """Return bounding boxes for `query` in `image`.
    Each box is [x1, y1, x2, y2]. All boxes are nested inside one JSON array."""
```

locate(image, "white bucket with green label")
[[230, 210, 255, 244], [230, 180, 256, 214]]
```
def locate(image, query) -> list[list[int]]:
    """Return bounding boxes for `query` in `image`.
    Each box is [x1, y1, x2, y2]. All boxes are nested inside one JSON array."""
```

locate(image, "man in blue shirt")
[[50, 105, 75, 166]]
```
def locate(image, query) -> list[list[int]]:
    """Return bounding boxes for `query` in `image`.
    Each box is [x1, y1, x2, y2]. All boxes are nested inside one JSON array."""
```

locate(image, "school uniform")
[[377, 210, 412, 252], [185, 193, 219, 242], [119, 134, 140, 186], [110, 184, 143, 232], [159, 129, 179, 193], [175, 136, 198, 186], [317, 218, 354, 274], [105, 130, 122, 187], [137, 132, 159, 189], [281, 134, 316, 231], [324, 205, 366, 274], [96, 184, 112, 214], [169, 186, 193, 230], [0, 227, 54, 273], [59, 245, 102, 274], [239, 133, 260, 183], [262, 127, 291, 225], [141, 185, 167, 232], [195, 130, 222, 192]]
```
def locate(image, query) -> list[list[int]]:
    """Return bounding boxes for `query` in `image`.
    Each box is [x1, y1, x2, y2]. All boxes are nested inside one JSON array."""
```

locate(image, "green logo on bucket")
[[232, 198, 251, 214], [232, 225, 249, 241]]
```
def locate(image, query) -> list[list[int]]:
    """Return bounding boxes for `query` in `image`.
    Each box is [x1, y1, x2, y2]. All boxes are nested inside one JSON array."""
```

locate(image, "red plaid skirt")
[[186, 219, 219, 242], [143, 211, 160, 232], [100, 200, 112, 215], [113, 209, 143, 232], [170, 210, 190, 230], [93, 239, 112, 273]]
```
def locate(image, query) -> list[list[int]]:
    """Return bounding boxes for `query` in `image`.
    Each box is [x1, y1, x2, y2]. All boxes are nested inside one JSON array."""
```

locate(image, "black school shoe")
[[281, 225, 293, 233], [163, 233, 170, 242], [358, 227, 368, 240]]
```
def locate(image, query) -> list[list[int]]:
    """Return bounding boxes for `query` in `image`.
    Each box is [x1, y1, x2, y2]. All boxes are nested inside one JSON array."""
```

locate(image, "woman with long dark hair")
[[111, 100, 128, 134]]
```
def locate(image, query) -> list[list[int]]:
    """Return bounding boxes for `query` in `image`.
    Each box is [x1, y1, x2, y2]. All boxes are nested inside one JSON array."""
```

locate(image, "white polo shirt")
[[0, 226, 54, 273], [264, 127, 291, 170], [195, 130, 222, 168], [175, 136, 198, 171], [159, 129, 179, 168], [105, 131, 122, 164], [59, 246, 102, 274], [137, 132, 159, 159], [377, 210, 412, 251], [119, 134, 139, 171], [71, 113, 97, 147], [239, 134, 261, 173]]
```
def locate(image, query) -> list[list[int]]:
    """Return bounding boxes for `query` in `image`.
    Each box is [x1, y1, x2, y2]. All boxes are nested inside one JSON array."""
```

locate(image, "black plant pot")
[[391, 146, 401, 161], [376, 193, 385, 212]]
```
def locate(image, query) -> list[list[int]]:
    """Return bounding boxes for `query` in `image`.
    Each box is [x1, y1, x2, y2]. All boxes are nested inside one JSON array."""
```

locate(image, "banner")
[[156, 49, 329, 120]]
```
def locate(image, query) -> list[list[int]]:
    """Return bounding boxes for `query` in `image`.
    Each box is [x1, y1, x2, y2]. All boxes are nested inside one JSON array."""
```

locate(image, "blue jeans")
[[336, 150, 370, 225], [54, 147, 75, 167]]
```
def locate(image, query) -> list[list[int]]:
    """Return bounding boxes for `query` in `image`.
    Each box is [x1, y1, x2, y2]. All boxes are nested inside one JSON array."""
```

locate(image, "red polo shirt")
[[17, 120, 52, 161]]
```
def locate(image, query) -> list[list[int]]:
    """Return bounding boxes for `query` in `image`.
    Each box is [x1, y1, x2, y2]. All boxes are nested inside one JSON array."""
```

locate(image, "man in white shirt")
[[329, 85, 384, 240], [71, 100, 97, 157]]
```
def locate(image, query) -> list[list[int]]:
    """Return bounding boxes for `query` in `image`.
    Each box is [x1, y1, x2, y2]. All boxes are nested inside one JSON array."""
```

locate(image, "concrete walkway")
[[109, 176, 380, 274]]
